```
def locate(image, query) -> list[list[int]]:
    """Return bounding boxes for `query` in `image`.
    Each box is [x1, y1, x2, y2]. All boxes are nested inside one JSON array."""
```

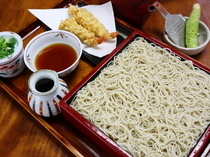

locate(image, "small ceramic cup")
[[0, 31, 25, 78], [28, 69, 69, 117]]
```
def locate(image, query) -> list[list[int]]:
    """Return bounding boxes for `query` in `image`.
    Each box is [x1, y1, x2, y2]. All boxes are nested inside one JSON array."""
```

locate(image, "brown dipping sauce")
[[35, 43, 77, 72]]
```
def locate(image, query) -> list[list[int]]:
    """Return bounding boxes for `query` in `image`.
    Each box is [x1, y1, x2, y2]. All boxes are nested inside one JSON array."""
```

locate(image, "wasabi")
[[185, 3, 201, 48]]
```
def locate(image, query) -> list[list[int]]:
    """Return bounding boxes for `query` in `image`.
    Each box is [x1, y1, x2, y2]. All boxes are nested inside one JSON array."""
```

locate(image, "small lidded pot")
[[28, 69, 69, 117], [0, 31, 25, 78]]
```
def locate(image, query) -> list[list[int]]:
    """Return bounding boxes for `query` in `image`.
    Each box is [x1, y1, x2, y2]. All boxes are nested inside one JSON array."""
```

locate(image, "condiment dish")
[[0, 31, 25, 78], [163, 17, 210, 56], [24, 30, 82, 77]]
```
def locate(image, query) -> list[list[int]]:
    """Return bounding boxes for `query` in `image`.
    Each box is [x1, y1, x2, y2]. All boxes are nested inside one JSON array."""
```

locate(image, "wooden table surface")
[[0, 0, 209, 157]]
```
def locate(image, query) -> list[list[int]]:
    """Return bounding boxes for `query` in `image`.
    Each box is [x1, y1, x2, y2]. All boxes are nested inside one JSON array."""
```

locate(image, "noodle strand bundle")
[[71, 37, 210, 157]]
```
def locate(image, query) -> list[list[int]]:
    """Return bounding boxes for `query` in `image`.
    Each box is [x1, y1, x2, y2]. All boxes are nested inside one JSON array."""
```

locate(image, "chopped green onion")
[[9, 37, 16, 44], [0, 38, 5, 44], [0, 36, 17, 59]]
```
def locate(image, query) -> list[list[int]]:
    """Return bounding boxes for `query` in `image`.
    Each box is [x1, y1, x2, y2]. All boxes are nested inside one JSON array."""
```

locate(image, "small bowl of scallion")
[[0, 31, 25, 78]]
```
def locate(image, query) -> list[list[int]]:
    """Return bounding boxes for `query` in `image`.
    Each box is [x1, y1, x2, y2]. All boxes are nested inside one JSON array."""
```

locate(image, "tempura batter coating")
[[68, 5, 119, 40], [59, 17, 104, 46]]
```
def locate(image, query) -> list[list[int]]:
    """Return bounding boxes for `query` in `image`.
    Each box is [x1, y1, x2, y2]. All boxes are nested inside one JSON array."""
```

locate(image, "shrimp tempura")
[[68, 5, 119, 40], [59, 17, 104, 46]]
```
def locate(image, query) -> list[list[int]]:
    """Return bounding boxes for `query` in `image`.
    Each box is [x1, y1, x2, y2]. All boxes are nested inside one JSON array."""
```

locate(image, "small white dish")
[[24, 30, 82, 77], [163, 17, 210, 56]]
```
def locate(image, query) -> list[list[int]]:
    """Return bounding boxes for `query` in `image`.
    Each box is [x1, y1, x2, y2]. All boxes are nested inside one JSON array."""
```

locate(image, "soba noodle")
[[71, 37, 210, 157]]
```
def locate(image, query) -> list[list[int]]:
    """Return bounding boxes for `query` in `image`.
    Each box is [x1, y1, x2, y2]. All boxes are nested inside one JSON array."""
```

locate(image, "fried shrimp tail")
[[104, 32, 119, 40], [59, 17, 104, 46], [68, 5, 119, 40]]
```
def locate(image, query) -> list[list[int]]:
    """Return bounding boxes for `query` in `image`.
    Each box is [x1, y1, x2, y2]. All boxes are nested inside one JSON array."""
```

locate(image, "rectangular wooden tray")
[[0, 0, 209, 156], [0, 1, 134, 156], [60, 30, 210, 157]]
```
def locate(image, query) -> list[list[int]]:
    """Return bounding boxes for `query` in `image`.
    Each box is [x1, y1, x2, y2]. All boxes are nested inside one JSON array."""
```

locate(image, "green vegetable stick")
[[185, 3, 201, 48]]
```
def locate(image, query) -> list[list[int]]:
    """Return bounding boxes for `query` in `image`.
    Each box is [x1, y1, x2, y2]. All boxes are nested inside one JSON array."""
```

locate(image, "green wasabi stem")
[[185, 3, 201, 48]]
